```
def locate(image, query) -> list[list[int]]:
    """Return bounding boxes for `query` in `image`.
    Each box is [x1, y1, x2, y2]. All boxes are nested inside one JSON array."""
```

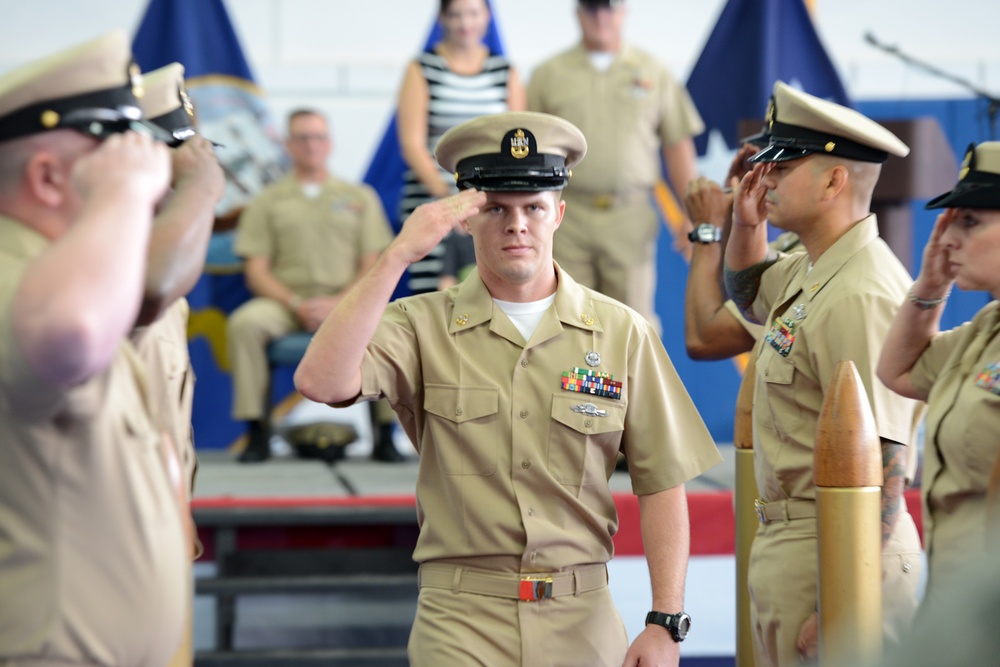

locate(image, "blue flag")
[[687, 0, 851, 155], [133, 0, 287, 219], [362, 1, 507, 244]]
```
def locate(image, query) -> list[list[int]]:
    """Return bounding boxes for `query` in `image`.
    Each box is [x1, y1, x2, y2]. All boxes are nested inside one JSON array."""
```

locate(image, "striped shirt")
[[402, 51, 512, 294]]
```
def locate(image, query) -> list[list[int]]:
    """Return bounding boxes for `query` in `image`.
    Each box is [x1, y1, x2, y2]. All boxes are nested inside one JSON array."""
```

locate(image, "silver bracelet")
[[907, 286, 950, 310]]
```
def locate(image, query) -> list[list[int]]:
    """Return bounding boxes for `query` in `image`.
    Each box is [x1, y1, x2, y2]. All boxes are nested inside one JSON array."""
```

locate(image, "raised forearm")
[[138, 184, 217, 324], [880, 439, 907, 549], [723, 257, 775, 324], [876, 290, 943, 401], [686, 244, 754, 359], [294, 246, 410, 404]]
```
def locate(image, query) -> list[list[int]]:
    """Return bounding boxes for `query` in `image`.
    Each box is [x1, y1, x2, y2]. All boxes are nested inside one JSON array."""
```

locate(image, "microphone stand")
[[864, 32, 1000, 140]]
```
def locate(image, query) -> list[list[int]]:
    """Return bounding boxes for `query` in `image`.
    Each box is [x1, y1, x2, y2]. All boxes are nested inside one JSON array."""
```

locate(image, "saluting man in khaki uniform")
[[228, 109, 395, 462], [0, 32, 189, 666], [132, 62, 226, 667], [295, 110, 721, 667], [528, 0, 703, 332], [725, 82, 923, 666]]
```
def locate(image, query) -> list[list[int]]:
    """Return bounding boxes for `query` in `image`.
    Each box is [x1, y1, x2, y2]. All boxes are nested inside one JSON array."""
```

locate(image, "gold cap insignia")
[[40, 110, 60, 129], [510, 128, 530, 159], [129, 62, 144, 99], [824, 141, 836, 153], [765, 97, 776, 131], [959, 147, 973, 180], [180, 87, 195, 118]]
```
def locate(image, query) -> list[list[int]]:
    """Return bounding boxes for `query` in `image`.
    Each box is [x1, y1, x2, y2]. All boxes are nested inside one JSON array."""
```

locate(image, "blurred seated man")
[[227, 109, 396, 462]]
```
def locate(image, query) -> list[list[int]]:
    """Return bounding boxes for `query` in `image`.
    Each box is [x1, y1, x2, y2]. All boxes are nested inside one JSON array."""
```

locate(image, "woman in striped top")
[[396, 0, 525, 294]]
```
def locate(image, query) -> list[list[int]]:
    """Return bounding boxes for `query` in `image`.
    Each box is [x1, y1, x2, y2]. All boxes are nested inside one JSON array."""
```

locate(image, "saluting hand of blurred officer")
[[74, 130, 172, 218]]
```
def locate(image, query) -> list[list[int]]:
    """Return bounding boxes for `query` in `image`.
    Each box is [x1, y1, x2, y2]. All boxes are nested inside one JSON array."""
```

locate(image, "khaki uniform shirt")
[[527, 43, 704, 194], [749, 216, 919, 501], [0, 216, 187, 665], [235, 174, 392, 297], [132, 298, 197, 496], [353, 265, 721, 570], [910, 300, 1000, 593]]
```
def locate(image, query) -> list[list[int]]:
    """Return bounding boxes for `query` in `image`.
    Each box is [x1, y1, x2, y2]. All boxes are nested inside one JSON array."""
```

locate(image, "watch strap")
[[687, 223, 721, 244], [645, 611, 690, 642]]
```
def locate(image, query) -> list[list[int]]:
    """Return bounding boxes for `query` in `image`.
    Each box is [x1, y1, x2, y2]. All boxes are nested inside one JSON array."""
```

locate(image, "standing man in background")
[[0, 31, 188, 665], [528, 0, 703, 332], [227, 109, 397, 462]]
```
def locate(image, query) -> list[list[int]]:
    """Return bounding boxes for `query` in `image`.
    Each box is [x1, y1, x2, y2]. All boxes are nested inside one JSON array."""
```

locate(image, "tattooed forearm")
[[724, 258, 777, 324], [880, 439, 907, 548]]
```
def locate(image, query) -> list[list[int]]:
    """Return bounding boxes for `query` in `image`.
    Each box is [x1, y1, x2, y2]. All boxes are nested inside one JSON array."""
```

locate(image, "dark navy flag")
[[133, 0, 287, 219], [361, 0, 507, 245], [687, 0, 851, 156]]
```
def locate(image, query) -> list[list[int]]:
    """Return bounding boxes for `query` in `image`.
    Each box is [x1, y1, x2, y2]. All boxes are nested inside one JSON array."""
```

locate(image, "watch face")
[[691, 224, 720, 244], [675, 614, 691, 639]]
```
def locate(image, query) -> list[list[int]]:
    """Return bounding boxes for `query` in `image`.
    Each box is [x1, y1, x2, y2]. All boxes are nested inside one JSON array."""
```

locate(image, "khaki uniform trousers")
[[228, 296, 397, 429], [748, 511, 922, 667], [227, 297, 299, 421], [555, 189, 661, 334], [409, 563, 628, 667]]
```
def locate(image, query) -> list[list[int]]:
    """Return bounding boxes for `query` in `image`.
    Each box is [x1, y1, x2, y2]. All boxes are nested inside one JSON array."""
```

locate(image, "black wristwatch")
[[645, 611, 692, 642], [687, 223, 722, 244]]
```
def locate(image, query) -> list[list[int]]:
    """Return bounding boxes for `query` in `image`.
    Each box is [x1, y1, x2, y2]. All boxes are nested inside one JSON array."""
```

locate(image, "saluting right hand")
[[72, 131, 171, 210], [684, 176, 731, 226], [393, 189, 486, 265], [732, 162, 771, 229], [913, 208, 959, 297], [726, 143, 760, 186], [171, 135, 225, 200]]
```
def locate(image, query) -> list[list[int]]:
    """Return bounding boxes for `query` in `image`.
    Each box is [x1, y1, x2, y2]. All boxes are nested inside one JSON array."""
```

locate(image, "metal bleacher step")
[[195, 647, 409, 667]]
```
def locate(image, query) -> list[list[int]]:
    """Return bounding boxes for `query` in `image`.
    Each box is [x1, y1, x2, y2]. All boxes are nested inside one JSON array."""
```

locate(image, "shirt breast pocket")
[[548, 394, 625, 486], [423, 385, 498, 476], [757, 351, 802, 436]]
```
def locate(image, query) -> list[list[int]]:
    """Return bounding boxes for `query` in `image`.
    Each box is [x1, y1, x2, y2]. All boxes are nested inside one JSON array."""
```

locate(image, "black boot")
[[238, 420, 271, 463], [372, 422, 404, 462]]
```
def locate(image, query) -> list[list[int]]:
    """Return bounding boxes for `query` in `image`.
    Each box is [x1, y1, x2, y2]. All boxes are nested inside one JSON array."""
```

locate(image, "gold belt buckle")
[[593, 194, 613, 210], [519, 576, 554, 601], [754, 498, 768, 524]]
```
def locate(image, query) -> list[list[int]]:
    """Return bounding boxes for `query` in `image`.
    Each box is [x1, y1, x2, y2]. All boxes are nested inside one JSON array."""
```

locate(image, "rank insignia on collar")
[[455, 313, 469, 326], [580, 314, 595, 326]]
